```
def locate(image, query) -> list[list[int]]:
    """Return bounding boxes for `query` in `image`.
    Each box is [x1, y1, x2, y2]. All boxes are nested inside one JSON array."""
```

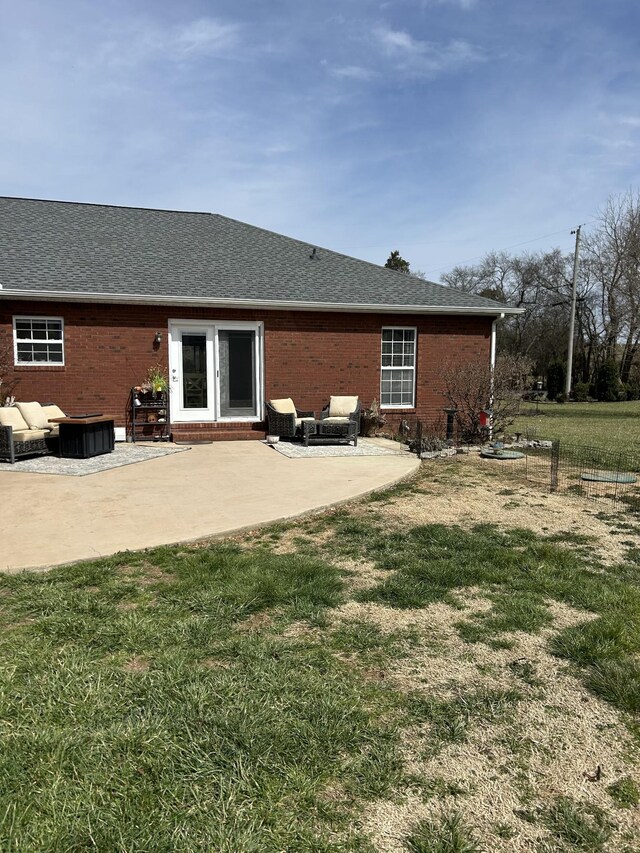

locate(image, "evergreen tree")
[[385, 250, 410, 274]]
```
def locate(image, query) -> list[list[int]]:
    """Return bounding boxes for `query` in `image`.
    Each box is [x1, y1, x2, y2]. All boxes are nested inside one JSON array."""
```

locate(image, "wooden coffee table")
[[49, 415, 115, 459]]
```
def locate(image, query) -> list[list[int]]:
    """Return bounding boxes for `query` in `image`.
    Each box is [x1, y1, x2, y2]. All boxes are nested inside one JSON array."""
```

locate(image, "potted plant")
[[145, 365, 169, 396]]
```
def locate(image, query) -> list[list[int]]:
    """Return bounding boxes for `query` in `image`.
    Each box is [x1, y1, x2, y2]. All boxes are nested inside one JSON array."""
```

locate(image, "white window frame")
[[13, 316, 65, 366], [380, 326, 417, 409]]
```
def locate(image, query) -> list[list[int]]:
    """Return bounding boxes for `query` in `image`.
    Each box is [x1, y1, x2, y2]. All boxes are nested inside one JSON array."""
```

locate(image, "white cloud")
[[331, 64, 375, 81], [373, 26, 484, 75], [174, 18, 240, 58], [91, 17, 241, 69]]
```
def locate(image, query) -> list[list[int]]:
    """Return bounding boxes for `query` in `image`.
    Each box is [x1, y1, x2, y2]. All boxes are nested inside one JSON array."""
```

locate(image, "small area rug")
[[269, 438, 402, 459], [0, 443, 189, 476]]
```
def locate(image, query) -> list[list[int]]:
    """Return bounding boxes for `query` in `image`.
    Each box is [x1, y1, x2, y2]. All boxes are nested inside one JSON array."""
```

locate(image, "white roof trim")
[[0, 288, 524, 316]]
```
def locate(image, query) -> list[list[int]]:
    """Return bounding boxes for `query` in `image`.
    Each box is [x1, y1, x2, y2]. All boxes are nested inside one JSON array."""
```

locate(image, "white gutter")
[[488, 312, 505, 440], [0, 289, 525, 316]]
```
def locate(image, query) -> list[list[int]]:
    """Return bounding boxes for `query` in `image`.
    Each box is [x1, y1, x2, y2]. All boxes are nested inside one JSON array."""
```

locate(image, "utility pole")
[[565, 225, 582, 398]]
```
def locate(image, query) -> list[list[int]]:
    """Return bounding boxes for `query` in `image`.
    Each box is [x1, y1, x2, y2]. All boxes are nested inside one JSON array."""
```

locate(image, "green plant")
[[606, 776, 640, 808], [144, 364, 168, 393], [546, 361, 565, 401], [405, 812, 482, 853], [573, 382, 590, 402], [595, 359, 620, 403]]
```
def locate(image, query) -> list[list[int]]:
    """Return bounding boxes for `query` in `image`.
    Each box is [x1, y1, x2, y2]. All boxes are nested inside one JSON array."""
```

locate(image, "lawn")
[[514, 400, 640, 456], [2, 461, 640, 851]]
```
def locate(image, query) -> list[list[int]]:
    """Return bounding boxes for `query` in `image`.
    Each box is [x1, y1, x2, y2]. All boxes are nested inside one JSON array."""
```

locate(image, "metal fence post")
[[550, 440, 560, 493], [415, 420, 423, 458]]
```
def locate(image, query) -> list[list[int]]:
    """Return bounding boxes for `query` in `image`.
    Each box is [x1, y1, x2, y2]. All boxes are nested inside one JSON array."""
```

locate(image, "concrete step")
[[171, 429, 266, 442]]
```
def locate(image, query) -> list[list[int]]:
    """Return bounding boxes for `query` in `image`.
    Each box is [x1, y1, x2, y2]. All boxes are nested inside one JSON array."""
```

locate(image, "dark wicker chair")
[[320, 399, 361, 431], [318, 398, 361, 446], [265, 401, 315, 439]]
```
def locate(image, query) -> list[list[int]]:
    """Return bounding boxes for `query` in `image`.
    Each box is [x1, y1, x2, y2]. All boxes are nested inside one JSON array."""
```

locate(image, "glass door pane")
[[181, 333, 207, 409], [218, 330, 256, 417]]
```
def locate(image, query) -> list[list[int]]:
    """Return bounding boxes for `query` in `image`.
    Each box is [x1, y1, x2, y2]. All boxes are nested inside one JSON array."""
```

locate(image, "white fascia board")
[[0, 289, 525, 316]]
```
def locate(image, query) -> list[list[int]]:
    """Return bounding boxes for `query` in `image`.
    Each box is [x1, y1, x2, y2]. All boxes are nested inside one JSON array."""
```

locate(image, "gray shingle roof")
[[0, 197, 518, 314]]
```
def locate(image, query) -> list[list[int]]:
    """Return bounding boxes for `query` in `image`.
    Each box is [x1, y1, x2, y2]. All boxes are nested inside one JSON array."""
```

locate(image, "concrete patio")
[[1, 439, 418, 573]]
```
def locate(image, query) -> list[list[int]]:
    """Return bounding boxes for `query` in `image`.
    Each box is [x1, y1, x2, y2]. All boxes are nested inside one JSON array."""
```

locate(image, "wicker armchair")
[[320, 397, 361, 432], [265, 399, 315, 439]]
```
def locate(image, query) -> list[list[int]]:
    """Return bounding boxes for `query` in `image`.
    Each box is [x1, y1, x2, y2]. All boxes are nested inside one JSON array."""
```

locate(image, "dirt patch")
[[367, 458, 639, 566], [234, 611, 273, 633], [336, 593, 640, 852], [334, 557, 389, 593], [117, 563, 176, 587], [121, 655, 150, 674]]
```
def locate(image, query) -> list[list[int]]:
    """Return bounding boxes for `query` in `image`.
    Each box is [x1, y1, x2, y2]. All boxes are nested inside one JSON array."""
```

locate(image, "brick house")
[[0, 197, 520, 441]]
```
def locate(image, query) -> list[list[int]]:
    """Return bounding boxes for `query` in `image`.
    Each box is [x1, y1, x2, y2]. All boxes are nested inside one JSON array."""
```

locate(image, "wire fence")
[[403, 418, 640, 513]]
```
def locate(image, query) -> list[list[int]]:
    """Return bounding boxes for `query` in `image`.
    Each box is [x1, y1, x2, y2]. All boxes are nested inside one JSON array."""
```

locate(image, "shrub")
[[546, 361, 565, 401], [555, 392, 567, 404], [595, 358, 620, 402], [440, 353, 532, 442], [572, 382, 590, 402]]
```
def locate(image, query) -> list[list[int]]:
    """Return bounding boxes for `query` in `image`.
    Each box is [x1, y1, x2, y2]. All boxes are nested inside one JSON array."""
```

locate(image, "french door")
[[168, 320, 264, 423]]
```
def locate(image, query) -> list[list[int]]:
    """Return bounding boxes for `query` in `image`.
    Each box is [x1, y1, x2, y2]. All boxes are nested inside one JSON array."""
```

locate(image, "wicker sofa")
[[265, 398, 316, 439], [0, 402, 65, 463]]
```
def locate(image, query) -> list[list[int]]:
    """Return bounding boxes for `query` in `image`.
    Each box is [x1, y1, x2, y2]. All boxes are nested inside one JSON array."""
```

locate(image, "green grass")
[[607, 776, 640, 808], [2, 468, 640, 850], [405, 812, 482, 853], [541, 796, 613, 851], [0, 546, 399, 851], [515, 400, 640, 456]]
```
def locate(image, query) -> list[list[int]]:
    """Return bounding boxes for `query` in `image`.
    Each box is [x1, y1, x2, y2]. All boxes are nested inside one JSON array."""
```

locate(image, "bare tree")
[[0, 330, 19, 404], [440, 353, 532, 441]]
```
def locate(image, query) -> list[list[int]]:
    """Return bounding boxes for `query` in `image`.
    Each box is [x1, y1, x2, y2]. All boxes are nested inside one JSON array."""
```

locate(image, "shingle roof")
[[0, 197, 519, 315]]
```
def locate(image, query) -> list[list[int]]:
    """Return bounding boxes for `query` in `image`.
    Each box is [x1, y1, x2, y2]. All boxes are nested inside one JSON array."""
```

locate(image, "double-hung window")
[[380, 327, 416, 408], [13, 316, 64, 365]]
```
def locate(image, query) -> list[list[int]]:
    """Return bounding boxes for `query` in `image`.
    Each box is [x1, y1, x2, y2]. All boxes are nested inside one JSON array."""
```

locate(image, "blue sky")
[[1, 0, 639, 279]]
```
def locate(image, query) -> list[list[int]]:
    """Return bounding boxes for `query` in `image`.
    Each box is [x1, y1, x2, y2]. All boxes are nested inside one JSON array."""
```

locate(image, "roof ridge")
[[0, 195, 213, 217]]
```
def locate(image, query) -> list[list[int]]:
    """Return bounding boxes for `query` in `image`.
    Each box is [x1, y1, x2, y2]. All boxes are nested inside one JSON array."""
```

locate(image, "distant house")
[[0, 197, 520, 441]]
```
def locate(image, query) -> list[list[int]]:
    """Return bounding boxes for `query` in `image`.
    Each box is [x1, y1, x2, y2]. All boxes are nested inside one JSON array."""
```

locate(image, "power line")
[[334, 220, 598, 276], [421, 221, 598, 276]]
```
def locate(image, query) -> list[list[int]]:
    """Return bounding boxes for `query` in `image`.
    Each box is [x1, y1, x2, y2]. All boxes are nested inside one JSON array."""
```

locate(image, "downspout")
[[488, 313, 504, 440]]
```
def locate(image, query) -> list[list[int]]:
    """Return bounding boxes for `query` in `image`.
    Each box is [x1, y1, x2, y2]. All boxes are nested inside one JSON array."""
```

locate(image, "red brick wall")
[[0, 301, 492, 432]]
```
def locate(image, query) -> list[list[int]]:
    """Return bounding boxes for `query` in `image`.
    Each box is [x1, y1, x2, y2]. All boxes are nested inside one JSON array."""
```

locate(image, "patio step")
[[170, 426, 266, 443]]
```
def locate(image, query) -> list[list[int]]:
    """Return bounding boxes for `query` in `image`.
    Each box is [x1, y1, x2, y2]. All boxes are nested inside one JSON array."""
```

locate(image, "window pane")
[[17, 344, 34, 362], [15, 321, 31, 339], [47, 344, 63, 362], [47, 322, 63, 340]]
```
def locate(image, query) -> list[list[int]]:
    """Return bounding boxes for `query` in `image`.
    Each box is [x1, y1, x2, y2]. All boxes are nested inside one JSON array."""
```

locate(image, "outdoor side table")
[[49, 415, 115, 459]]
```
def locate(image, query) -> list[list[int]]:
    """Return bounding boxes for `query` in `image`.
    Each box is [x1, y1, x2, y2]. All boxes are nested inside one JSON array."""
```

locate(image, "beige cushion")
[[48, 425, 60, 437], [328, 396, 359, 417], [295, 417, 316, 426], [322, 416, 350, 424], [41, 404, 66, 426], [16, 401, 50, 430], [270, 398, 297, 415], [12, 429, 49, 442], [0, 407, 30, 431]]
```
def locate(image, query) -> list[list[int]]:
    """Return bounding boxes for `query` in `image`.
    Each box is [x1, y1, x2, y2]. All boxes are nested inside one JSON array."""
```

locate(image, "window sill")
[[14, 364, 66, 371]]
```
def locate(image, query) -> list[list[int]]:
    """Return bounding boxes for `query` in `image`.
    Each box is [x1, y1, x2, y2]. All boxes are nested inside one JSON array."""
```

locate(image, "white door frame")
[[168, 319, 264, 423]]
